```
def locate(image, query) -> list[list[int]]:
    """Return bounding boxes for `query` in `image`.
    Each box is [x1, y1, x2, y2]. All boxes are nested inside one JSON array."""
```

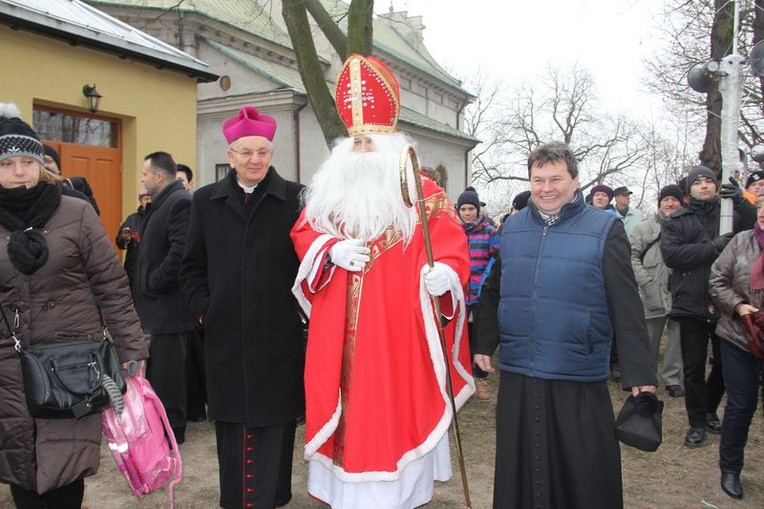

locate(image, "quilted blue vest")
[[498, 198, 617, 382]]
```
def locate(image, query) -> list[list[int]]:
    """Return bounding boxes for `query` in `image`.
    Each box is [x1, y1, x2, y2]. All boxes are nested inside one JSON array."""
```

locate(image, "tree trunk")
[[347, 0, 373, 55], [755, 0, 764, 120], [283, 0, 374, 146], [282, 0, 347, 145], [305, 0, 348, 60], [699, 0, 734, 173]]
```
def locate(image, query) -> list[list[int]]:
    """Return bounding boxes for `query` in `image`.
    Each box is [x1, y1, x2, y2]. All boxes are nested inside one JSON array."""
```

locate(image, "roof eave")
[[0, 10, 218, 82]]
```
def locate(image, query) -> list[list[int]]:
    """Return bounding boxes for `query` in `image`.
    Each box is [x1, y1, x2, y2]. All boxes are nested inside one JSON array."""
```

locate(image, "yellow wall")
[[0, 25, 199, 216]]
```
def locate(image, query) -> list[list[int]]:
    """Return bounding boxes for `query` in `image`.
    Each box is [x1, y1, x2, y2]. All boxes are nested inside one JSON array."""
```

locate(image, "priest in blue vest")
[[474, 141, 656, 509]]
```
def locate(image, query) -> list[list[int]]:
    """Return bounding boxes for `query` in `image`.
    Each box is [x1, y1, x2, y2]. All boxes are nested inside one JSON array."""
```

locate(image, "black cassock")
[[494, 372, 622, 509]]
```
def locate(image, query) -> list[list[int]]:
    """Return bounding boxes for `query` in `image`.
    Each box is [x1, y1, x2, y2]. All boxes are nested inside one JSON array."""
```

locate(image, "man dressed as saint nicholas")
[[291, 54, 475, 508]]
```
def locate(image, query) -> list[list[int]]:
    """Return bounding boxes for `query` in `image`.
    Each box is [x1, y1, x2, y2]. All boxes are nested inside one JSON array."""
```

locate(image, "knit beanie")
[[512, 190, 531, 211], [745, 171, 764, 189], [0, 103, 44, 164], [42, 144, 61, 170], [658, 184, 684, 204], [457, 186, 481, 212], [685, 165, 717, 193], [588, 184, 614, 202]]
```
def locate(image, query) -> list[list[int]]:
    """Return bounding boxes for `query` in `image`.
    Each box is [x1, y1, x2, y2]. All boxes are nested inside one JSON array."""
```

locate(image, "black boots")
[[706, 413, 722, 434], [721, 472, 743, 500]]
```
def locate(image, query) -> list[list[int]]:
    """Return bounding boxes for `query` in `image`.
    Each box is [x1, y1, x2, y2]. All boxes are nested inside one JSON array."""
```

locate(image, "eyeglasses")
[[229, 148, 271, 159]]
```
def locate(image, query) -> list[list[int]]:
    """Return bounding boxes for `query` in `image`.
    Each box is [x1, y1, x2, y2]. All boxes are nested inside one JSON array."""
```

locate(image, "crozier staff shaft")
[[399, 144, 472, 509]]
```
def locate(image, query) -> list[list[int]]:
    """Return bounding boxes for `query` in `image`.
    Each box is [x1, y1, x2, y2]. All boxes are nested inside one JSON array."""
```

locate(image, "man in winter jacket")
[[661, 166, 756, 447], [630, 184, 685, 398], [613, 186, 644, 236], [457, 186, 498, 401], [133, 151, 194, 445], [116, 188, 150, 288]]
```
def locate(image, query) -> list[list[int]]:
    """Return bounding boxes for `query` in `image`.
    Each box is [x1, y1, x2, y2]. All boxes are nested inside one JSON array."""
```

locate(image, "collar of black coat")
[[210, 166, 287, 202], [148, 179, 186, 209], [668, 196, 719, 218]]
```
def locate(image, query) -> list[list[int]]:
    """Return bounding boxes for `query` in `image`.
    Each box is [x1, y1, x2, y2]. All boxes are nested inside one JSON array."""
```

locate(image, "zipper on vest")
[[529, 225, 550, 371]]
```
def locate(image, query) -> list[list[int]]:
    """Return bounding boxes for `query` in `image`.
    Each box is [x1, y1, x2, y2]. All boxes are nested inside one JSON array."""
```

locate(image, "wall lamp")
[[82, 84, 102, 113]]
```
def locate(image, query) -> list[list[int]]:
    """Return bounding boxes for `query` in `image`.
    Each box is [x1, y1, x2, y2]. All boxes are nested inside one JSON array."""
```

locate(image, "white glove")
[[424, 264, 451, 296], [329, 239, 370, 272]]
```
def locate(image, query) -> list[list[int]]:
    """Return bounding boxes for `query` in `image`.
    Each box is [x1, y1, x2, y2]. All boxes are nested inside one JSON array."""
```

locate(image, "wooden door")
[[54, 143, 122, 252]]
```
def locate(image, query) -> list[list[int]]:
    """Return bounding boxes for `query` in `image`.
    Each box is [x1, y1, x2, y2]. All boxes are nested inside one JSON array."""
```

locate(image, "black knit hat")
[[676, 177, 689, 196], [658, 184, 683, 204], [745, 171, 764, 190], [512, 190, 531, 211], [457, 186, 481, 212], [0, 103, 44, 164], [685, 165, 717, 193], [43, 144, 61, 171]]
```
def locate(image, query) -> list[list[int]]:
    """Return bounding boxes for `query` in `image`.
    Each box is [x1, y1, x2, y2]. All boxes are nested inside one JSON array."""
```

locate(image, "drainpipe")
[[177, 10, 184, 50], [293, 97, 308, 183], [456, 98, 471, 188]]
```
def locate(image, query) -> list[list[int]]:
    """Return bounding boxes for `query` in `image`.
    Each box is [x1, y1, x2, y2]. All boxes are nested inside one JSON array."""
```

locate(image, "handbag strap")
[[1, 304, 105, 350], [96, 307, 107, 341], [0, 306, 22, 352]]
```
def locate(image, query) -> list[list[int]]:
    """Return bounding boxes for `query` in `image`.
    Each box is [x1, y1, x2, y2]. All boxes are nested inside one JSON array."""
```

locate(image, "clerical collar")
[[236, 179, 257, 194]]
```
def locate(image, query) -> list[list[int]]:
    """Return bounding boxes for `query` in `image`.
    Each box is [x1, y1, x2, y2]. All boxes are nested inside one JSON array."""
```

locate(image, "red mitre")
[[222, 106, 277, 143], [335, 54, 400, 136]]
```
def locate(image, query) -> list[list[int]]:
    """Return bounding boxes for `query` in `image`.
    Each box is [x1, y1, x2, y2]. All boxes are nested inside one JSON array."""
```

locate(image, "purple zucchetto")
[[222, 106, 277, 144]]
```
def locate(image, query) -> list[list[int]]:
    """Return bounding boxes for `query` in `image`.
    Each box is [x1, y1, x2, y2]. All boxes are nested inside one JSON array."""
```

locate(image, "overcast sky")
[[379, 0, 664, 117]]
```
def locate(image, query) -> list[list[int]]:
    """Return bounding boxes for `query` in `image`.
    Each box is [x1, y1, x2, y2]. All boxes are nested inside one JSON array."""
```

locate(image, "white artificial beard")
[[303, 133, 418, 243]]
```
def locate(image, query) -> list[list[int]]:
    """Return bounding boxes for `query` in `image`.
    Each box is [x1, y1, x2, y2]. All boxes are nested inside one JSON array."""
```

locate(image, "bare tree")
[[637, 115, 698, 209], [462, 71, 516, 184], [282, 0, 374, 146], [645, 0, 764, 171], [467, 65, 651, 198]]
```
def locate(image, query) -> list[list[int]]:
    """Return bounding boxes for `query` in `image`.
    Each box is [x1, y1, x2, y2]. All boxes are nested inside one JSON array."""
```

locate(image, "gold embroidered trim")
[[333, 271, 365, 466]]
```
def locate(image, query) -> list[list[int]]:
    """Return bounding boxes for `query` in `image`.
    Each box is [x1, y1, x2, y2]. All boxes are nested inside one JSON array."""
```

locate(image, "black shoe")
[[666, 385, 684, 397], [171, 426, 186, 445], [684, 426, 707, 448], [721, 472, 743, 500], [706, 413, 722, 434]]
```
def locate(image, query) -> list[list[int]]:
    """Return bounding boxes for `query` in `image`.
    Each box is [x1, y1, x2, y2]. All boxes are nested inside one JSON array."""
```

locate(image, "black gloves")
[[720, 177, 744, 205], [712, 232, 734, 253]]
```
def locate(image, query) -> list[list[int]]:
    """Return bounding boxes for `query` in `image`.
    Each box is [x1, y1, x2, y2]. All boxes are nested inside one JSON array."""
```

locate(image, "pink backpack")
[[101, 375, 182, 507]]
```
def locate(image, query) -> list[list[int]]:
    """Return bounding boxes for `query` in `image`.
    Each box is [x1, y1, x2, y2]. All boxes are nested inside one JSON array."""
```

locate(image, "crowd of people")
[[1, 52, 763, 509]]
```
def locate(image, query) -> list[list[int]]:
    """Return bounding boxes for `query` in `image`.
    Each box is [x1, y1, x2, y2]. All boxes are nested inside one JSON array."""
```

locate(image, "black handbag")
[[1, 306, 125, 419], [615, 392, 664, 452]]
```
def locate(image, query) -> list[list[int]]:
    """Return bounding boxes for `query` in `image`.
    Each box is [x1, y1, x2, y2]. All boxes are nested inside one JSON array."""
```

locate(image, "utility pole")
[[689, 1, 742, 234]]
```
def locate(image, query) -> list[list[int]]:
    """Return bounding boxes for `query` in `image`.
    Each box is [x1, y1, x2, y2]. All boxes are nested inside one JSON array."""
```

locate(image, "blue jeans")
[[719, 339, 763, 474]]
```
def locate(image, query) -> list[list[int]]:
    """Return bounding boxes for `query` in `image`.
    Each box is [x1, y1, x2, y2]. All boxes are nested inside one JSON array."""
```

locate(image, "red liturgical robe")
[[291, 177, 474, 504]]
